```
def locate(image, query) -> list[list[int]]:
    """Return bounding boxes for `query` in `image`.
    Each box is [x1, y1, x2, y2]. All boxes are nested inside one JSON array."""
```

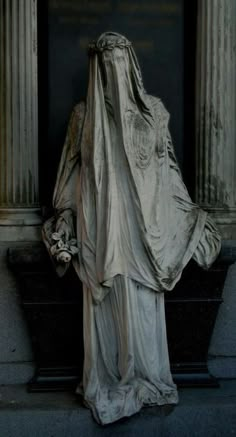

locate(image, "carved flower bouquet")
[[50, 230, 78, 263]]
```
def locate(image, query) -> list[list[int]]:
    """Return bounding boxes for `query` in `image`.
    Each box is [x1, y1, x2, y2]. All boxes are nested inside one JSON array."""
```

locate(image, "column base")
[[203, 207, 236, 240], [0, 208, 42, 241]]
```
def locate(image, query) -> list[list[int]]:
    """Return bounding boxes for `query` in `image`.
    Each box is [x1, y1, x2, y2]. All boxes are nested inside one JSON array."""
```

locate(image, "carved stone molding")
[[0, 0, 41, 239], [195, 0, 236, 239]]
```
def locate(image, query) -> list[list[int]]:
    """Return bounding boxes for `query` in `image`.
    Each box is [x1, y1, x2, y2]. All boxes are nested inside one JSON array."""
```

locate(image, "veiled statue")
[[43, 32, 221, 425]]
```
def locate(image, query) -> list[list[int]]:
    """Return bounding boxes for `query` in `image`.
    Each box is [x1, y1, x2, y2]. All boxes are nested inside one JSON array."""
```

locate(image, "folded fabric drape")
[[42, 32, 221, 424]]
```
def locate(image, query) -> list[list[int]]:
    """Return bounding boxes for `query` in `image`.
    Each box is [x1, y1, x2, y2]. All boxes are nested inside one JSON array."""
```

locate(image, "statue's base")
[[1, 381, 236, 436], [28, 367, 79, 392], [27, 364, 219, 393], [7, 244, 232, 393], [172, 364, 219, 388]]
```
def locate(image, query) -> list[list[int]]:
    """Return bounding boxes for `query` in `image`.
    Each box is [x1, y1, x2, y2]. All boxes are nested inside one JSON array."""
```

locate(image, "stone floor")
[[0, 380, 236, 437]]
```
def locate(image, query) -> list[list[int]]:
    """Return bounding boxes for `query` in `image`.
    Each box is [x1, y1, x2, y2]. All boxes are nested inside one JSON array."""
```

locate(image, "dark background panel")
[[38, 0, 197, 207]]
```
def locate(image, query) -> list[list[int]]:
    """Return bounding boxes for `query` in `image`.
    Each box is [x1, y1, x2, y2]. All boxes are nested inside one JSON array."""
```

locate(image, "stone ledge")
[[0, 381, 235, 437], [0, 226, 42, 242], [208, 357, 236, 379]]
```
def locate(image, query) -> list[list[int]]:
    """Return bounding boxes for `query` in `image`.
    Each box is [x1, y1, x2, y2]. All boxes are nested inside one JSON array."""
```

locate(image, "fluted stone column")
[[196, 0, 236, 239], [0, 0, 41, 240]]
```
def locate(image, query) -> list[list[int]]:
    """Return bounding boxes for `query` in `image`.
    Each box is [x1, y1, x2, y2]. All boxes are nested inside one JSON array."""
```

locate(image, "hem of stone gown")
[[78, 276, 179, 425], [76, 382, 179, 425]]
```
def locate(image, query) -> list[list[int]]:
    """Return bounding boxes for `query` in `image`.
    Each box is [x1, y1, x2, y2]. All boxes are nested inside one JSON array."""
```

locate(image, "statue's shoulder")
[[148, 95, 170, 123]]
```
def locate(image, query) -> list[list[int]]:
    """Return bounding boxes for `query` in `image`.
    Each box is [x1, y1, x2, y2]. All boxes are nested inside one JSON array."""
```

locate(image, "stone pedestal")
[[195, 0, 236, 239], [0, 0, 41, 240]]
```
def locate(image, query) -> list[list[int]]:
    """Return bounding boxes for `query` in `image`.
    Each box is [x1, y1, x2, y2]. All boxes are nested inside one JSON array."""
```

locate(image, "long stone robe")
[[43, 97, 220, 424]]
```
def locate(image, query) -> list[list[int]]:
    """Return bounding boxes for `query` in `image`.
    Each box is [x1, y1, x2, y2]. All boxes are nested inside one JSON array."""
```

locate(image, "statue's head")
[[81, 32, 155, 165], [88, 32, 132, 55], [89, 32, 144, 102]]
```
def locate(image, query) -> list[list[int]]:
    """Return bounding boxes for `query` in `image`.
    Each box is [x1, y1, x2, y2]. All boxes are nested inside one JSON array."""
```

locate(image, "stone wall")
[[208, 251, 236, 378], [0, 243, 34, 384]]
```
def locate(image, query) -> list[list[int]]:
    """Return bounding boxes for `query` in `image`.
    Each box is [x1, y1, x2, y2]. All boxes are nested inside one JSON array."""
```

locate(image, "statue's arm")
[[42, 102, 85, 272], [153, 97, 192, 199], [53, 102, 85, 215], [165, 120, 196, 202], [151, 97, 181, 174]]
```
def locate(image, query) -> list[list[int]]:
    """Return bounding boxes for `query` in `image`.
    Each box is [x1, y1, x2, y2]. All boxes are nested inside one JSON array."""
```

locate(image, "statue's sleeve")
[[53, 102, 85, 214], [42, 102, 85, 276], [156, 98, 221, 268], [157, 99, 199, 203]]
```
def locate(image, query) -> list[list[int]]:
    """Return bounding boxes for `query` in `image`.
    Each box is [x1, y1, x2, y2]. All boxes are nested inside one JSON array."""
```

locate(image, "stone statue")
[[43, 32, 221, 425]]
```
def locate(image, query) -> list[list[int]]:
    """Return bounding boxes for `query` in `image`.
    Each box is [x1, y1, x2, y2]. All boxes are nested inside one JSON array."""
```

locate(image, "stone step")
[[0, 380, 235, 437]]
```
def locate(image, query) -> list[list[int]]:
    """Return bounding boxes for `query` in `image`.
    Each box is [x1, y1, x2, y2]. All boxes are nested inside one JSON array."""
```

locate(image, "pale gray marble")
[[43, 32, 221, 425]]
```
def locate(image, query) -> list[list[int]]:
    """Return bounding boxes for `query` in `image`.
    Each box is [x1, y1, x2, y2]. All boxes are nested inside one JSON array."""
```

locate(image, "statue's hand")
[[50, 225, 78, 264], [55, 209, 74, 241], [55, 219, 72, 241]]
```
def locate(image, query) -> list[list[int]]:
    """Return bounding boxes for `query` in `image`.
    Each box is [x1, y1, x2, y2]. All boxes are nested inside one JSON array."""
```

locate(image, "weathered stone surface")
[[209, 262, 236, 356], [0, 243, 34, 383], [208, 358, 236, 379], [0, 226, 41, 242], [208, 261, 236, 378], [195, 0, 236, 239], [0, 363, 35, 385], [0, 381, 235, 437], [207, 240, 236, 378], [0, 0, 41, 232]]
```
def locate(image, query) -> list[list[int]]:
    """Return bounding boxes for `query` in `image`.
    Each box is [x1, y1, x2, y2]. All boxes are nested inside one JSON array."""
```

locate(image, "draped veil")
[[43, 32, 221, 424]]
